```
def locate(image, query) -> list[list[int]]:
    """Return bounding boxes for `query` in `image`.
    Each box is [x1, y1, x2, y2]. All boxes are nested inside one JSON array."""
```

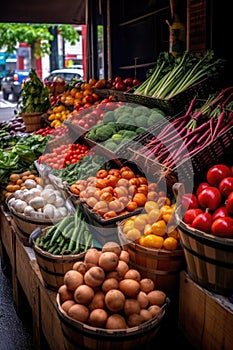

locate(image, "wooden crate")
[[39, 285, 65, 350], [0, 205, 15, 266], [179, 271, 233, 350]]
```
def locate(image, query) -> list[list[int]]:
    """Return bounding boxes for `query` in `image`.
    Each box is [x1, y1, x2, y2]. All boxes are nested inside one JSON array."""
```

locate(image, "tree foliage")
[[0, 23, 80, 59]]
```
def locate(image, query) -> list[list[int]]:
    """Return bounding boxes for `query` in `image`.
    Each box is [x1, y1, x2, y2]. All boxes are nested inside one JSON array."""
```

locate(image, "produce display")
[[180, 162, 233, 238], [93, 75, 140, 91], [34, 207, 92, 255], [133, 50, 224, 99], [70, 165, 169, 221], [119, 200, 180, 251], [38, 142, 94, 169], [7, 180, 69, 221], [17, 69, 50, 114], [134, 88, 233, 168], [35, 125, 69, 138], [58, 242, 168, 329], [85, 104, 165, 152]]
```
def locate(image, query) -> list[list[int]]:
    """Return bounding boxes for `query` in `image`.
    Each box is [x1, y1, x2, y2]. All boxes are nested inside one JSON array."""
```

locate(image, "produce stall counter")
[[0, 205, 65, 350]]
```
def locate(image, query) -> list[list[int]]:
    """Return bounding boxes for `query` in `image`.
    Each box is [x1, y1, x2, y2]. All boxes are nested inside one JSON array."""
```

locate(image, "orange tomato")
[[163, 237, 178, 251], [150, 220, 167, 236], [139, 234, 164, 249], [132, 193, 147, 207]]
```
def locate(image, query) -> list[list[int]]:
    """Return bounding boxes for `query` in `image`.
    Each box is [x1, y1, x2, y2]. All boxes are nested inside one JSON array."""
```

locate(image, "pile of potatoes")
[[58, 241, 167, 329]]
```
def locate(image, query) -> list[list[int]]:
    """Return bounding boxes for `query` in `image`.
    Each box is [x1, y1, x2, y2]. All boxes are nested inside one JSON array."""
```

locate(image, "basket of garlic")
[[6, 178, 74, 246]]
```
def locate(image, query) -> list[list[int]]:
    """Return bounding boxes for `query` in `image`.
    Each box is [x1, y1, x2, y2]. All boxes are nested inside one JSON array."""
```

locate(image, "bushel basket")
[[29, 227, 87, 291], [118, 221, 185, 295], [56, 293, 169, 350], [21, 112, 44, 132]]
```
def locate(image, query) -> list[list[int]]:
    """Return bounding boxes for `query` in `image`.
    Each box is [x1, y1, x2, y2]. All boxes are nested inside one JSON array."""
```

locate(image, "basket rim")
[[56, 293, 168, 335]]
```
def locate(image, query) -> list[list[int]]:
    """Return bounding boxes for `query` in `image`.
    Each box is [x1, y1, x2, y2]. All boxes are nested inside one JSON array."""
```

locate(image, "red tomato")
[[225, 192, 233, 214], [197, 186, 222, 211], [212, 206, 229, 221], [211, 217, 233, 238], [196, 182, 209, 196], [183, 208, 203, 225], [206, 164, 231, 186], [219, 177, 233, 197], [181, 193, 198, 211], [192, 212, 212, 233]]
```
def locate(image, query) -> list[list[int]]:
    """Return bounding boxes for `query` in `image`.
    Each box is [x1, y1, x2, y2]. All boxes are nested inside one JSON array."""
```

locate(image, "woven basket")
[[21, 112, 44, 132], [118, 221, 185, 295], [30, 227, 87, 291], [124, 76, 216, 115]]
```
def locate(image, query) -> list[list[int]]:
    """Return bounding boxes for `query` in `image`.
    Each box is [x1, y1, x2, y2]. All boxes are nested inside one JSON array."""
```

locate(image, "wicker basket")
[[118, 221, 185, 295], [56, 293, 169, 350], [21, 112, 44, 132], [124, 76, 216, 115], [30, 227, 87, 291]]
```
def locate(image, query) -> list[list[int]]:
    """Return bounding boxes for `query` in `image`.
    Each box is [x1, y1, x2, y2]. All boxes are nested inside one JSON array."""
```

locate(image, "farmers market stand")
[[1, 202, 233, 350]]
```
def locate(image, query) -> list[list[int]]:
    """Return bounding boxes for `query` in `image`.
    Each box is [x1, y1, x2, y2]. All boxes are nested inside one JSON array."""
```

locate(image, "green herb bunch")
[[17, 68, 51, 114]]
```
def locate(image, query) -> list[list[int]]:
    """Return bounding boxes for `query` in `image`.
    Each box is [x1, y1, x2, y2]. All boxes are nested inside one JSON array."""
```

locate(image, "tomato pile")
[[35, 125, 69, 137], [38, 143, 93, 169], [182, 163, 233, 238]]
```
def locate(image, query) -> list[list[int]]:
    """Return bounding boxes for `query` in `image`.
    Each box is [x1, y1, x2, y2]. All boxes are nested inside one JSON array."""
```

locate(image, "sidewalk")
[[0, 260, 34, 350]]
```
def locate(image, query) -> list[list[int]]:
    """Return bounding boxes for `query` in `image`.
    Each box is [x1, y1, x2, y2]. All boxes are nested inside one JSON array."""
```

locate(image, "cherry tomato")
[[212, 206, 229, 221], [183, 208, 203, 225], [219, 177, 233, 197], [206, 164, 231, 186], [225, 192, 233, 214], [192, 212, 212, 233], [196, 182, 209, 197], [211, 217, 233, 238], [181, 193, 198, 211], [197, 186, 222, 211]]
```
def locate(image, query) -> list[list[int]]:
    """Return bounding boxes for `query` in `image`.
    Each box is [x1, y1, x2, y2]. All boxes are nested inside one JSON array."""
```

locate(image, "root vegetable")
[[84, 248, 100, 269], [140, 309, 153, 322], [139, 278, 155, 293], [64, 270, 84, 291], [105, 289, 125, 312], [127, 313, 143, 327], [88, 291, 105, 311], [84, 266, 105, 287], [88, 309, 108, 327], [61, 300, 76, 313], [101, 241, 122, 257], [119, 250, 130, 264], [137, 291, 149, 309], [101, 278, 119, 293], [98, 251, 119, 272], [72, 261, 87, 275], [148, 305, 161, 318], [68, 304, 89, 323], [106, 314, 127, 329], [119, 279, 140, 298], [147, 290, 166, 306], [74, 285, 95, 305], [58, 284, 74, 303], [124, 299, 140, 316], [124, 269, 141, 281]]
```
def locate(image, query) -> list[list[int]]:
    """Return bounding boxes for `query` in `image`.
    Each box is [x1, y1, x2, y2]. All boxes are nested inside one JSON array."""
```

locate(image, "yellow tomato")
[[139, 234, 164, 249], [163, 236, 178, 251], [122, 219, 135, 234], [48, 113, 56, 121], [147, 208, 161, 224], [133, 215, 148, 231], [151, 219, 167, 236], [143, 224, 152, 236]]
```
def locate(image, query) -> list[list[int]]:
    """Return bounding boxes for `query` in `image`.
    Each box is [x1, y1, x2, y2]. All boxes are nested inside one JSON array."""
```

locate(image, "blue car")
[[1, 69, 30, 102]]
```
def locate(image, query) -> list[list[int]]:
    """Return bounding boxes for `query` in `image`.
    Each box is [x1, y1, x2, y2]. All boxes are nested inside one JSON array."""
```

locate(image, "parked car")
[[43, 68, 83, 83], [1, 69, 30, 102]]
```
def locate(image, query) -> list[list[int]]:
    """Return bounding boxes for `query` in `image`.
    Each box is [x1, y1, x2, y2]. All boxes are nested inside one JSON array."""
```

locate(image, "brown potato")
[[119, 250, 130, 264], [72, 261, 87, 275], [147, 290, 166, 306], [88, 291, 105, 311], [119, 279, 140, 298], [124, 269, 141, 281], [84, 266, 105, 287], [148, 305, 161, 318], [115, 260, 129, 279], [88, 309, 108, 327], [105, 289, 125, 312], [124, 299, 140, 317], [84, 248, 100, 269], [106, 314, 127, 329], [101, 241, 122, 257], [137, 291, 149, 309], [58, 284, 74, 303], [74, 285, 95, 305], [140, 309, 153, 322], [64, 270, 84, 291], [61, 300, 76, 313], [101, 278, 119, 293], [139, 278, 155, 293], [127, 313, 143, 327], [68, 304, 90, 323], [98, 251, 119, 272]]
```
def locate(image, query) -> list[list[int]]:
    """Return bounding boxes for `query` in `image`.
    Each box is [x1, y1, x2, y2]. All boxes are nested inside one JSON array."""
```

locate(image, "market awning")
[[1, 0, 86, 24]]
